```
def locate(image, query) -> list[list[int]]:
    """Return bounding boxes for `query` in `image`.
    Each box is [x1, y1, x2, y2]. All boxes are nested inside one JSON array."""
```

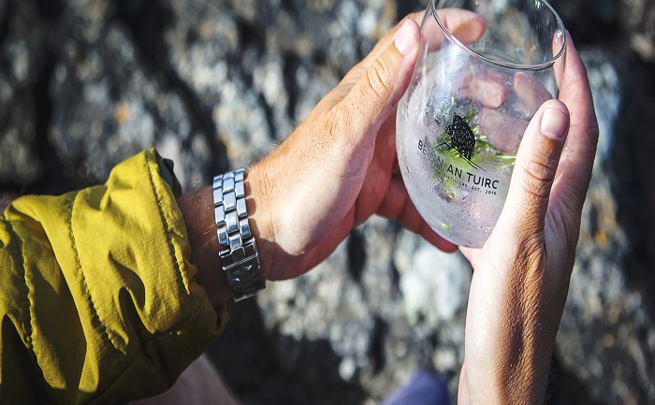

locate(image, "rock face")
[[1, 0, 655, 404]]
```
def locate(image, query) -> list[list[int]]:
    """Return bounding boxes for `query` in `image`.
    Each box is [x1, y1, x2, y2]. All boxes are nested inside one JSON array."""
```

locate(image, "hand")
[[247, 10, 487, 281], [457, 33, 599, 404], [180, 10, 485, 305]]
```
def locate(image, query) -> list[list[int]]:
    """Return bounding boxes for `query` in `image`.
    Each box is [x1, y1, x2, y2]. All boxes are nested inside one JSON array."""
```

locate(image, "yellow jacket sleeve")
[[0, 149, 227, 404]]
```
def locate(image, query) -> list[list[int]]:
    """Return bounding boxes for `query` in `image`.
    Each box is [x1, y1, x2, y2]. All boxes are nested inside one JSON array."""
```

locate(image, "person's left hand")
[[248, 10, 485, 280], [457, 33, 599, 404]]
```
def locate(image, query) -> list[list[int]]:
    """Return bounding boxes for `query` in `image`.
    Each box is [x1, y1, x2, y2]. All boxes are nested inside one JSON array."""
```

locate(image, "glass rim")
[[430, 0, 567, 71]]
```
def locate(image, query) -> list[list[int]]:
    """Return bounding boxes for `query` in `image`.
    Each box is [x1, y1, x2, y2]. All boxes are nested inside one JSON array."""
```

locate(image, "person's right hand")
[[457, 33, 599, 404], [243, 9, 486, 281], [180, 9, 487, 305]]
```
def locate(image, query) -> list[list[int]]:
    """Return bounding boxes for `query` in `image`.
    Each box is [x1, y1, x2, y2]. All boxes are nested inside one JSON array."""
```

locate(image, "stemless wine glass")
[[397, 0, 566, 247]]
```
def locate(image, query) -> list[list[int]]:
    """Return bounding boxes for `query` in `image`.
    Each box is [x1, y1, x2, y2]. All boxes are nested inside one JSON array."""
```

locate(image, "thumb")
[[339, 19, 420, 137], [496, 99, 570, 237]]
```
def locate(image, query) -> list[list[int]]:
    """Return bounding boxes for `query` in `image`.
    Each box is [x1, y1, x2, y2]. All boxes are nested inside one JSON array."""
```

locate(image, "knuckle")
[[513, 231, 546, 273], [587, 120, 600, 141], [585, 121, 600, 149], [518, 154, 558, 199], [302, 110, 342, 159], [325, 106, 361, 151], [329, 103, 354, 136], [365, 58, 395, 100], [342, 65, 364, 86]]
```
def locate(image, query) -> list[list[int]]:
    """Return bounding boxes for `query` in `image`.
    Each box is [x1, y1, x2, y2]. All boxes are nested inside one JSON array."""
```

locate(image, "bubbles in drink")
[[397, 0, 563, 247], [396, 63, 536, 247]]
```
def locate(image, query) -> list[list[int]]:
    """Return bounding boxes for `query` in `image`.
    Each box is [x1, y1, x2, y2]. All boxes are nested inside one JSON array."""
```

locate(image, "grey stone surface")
[[0, 0, 44, 185], [48, 3, 215, 188], [1, 0, 655, 404], [554, 47, 655, 404]]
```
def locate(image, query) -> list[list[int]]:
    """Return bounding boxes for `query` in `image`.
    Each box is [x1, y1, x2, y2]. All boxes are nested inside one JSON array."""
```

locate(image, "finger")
[[495, 99, 570, 238], [378, 175, 458, 252], [551, 32, 599, 214], [319, 11, 426, 108], [312, 13, 423, 113], [459, 73, 509, 109], [324, 11, 426, 106], [354, 9, 485, 77], [479, 108, 527, 153], [514, 72, 551, 113], [458, 245, 481, 267], [358, 12, 427, 68], [327, 9, 486, 111], [335, 19, 421, 144], [436, 8, 487, 44]]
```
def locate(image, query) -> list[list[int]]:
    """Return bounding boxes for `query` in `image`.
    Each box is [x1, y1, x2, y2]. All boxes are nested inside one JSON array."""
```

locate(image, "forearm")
[[177, 186, 232, 307], [458, 335, 554, 405], [458, 252, 568, 405]]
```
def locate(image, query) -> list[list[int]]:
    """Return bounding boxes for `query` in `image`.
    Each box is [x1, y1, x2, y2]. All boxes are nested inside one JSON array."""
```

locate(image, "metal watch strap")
[[213, 168, 265, 301]]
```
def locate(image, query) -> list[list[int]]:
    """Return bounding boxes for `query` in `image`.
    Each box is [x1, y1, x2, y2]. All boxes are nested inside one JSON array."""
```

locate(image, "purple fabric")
[[381, 371, 452, 405]]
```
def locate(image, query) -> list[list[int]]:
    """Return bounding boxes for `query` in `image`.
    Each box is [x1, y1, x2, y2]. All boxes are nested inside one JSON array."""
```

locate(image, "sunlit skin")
[[1, 9, 597, 404], [180, 10, 597, 403]]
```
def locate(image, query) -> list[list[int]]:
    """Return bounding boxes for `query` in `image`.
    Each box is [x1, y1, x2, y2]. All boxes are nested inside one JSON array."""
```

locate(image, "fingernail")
[[394, 20, 418, 56], [540, 108, 568, 140]]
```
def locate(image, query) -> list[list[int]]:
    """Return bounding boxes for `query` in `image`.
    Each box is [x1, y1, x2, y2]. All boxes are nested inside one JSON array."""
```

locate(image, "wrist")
[[210, 168, 267, 301], [459, 358, 550, 405], [178, 163, 276, 305], [177, 188, 232, 307], [243, 162, 278, 281], [178, 160, 281, 307]]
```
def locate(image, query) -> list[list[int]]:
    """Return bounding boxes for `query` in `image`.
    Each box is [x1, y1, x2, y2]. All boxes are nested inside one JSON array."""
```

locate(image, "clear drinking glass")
[[396, 0, 566, 247]]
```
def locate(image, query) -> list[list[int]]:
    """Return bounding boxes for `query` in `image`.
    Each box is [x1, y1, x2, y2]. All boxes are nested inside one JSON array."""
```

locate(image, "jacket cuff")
[[3, 148, 228, 403]]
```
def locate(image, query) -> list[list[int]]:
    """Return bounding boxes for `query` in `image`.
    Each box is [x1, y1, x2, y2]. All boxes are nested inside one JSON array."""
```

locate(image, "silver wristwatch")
[[212, 168, 265, 301]]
